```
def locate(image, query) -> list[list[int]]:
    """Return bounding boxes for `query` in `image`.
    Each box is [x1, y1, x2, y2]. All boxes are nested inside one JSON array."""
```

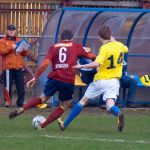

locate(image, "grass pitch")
[[0, 107, 150, 150]]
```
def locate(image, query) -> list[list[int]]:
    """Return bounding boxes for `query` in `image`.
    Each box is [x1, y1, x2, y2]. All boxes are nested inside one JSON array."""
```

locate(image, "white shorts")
[[84, 79, 120, 101]]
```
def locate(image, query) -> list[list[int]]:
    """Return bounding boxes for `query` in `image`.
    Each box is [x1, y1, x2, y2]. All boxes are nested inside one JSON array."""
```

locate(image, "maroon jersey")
[[46, 41, 95, 84]]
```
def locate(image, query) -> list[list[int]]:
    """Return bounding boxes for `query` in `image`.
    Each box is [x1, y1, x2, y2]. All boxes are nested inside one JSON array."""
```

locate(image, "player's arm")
[[26, 47, 53, 87], [83, 47, 92, 52], [86, 52, 96, 60], [73, 60, 99, 69], [34, 58, 50, 79], [26, 58, 50, 87], [122, 45, 128, 53], [75, 46, 105, 69]]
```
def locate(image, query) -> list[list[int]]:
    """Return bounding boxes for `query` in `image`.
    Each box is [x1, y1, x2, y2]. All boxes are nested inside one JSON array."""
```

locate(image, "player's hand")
[[26, 77, 36, 88], [73, 64, 82, 69], [84, 47, 92, 52]]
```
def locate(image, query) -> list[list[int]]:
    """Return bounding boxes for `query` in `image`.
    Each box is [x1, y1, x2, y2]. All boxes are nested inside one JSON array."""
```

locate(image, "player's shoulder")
[[100, 43, 109, 51], [114, 41, 128, 52], [109, 41, 128, 50], [112, 41, 128, 49], [72, 42, 82, 47], [115, 41, 125, 46], [106, 41, 123, 46]]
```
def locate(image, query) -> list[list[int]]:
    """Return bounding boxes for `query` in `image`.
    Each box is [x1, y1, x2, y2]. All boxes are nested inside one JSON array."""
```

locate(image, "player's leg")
[[8, 78, 57, 119], [40, 102, 65, 128], [41, 81, 74, 128], [106, 99, 124, 132], [9, 94, 48, 119], [24, 78, 60, 111], [58, 95, 88, 130], [58, 80, 101, 130], [106, 99, 121, 116], [104, 79, 124, 132]]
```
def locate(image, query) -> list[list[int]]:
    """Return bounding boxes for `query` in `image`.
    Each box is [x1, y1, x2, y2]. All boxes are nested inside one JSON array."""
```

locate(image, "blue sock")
[[108, 106, 120, 116], [64, 102, 83, 128]]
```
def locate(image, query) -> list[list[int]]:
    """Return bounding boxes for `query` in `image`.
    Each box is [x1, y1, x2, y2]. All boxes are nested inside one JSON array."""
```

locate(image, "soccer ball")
[[32, 115, 46, 129]]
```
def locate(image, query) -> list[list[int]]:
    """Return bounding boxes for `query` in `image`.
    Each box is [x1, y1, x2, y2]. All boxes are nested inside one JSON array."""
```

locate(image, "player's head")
[[61, 30, 73, 41], [98, 25, 111, 41]]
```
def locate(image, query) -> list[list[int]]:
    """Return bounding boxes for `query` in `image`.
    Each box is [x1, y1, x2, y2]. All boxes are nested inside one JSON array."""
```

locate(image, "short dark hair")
[[98, 25, 111, 40], [7, 24, 16, 31], [61, 30, 73, 40]]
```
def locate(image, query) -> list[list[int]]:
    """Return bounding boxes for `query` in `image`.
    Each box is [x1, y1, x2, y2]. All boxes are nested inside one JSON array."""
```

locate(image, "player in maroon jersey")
[[9, 30, 96, 129]]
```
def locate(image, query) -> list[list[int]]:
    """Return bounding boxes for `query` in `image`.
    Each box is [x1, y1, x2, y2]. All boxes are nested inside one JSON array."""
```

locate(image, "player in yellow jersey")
[[58, 25, 128, 132]]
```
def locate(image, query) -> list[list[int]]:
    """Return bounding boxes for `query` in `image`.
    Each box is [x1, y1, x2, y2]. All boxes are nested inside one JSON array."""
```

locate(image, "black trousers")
[[3, 69, 25, 107]]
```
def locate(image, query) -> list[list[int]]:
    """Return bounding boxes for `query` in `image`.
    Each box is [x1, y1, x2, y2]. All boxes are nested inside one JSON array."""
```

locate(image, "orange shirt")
[[0, 55, 2, 75], [0, 37, 28, 70]]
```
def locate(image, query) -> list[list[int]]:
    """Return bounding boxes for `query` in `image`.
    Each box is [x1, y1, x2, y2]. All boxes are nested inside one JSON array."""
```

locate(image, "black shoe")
[[117, 113, 124, 132], [57, 118, 65, 131], [9, 107, 24, 119]]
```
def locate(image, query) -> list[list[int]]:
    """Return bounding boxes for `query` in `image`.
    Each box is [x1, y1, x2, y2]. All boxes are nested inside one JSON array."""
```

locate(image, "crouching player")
[[9, 30, 96, 129], [58, 25, 128, 132]]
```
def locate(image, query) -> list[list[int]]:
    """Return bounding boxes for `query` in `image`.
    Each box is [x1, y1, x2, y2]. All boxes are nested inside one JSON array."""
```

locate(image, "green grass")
[[0, 108, 150, 150]]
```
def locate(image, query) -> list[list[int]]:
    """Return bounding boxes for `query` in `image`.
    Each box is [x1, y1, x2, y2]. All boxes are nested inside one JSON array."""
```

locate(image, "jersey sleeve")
[[45, 46, 54, 60], [95, 47, 106, 65], [34, 46, 53, 79], [122, 44, 128, 53]]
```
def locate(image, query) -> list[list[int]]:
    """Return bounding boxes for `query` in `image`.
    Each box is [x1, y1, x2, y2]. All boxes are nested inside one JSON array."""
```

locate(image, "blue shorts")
[[43, 78, 74, 101]]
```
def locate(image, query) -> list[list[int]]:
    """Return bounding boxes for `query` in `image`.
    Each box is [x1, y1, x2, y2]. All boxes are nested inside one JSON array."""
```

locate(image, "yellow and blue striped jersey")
[[94, 41, 128, 81]]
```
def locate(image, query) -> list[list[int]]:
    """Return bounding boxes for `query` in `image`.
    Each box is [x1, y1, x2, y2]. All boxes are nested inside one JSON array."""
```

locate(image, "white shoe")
[[57, 118, 65, 131]]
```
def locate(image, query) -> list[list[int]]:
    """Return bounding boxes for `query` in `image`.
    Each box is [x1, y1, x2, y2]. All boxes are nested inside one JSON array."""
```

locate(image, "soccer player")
[[9, 30, 96, 129], [58, 25, 128, 132]]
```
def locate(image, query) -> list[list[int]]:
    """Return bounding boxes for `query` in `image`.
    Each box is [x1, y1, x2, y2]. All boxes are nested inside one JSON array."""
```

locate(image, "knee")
[[80, 97, 88, 106], [106, 99, 115, 111], [60, 101, 71, 110]]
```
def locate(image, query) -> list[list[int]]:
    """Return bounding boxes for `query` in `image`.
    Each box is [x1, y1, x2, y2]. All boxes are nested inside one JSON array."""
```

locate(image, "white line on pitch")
[[0, 134, 150, 144], [43, 134, 150, 144]]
